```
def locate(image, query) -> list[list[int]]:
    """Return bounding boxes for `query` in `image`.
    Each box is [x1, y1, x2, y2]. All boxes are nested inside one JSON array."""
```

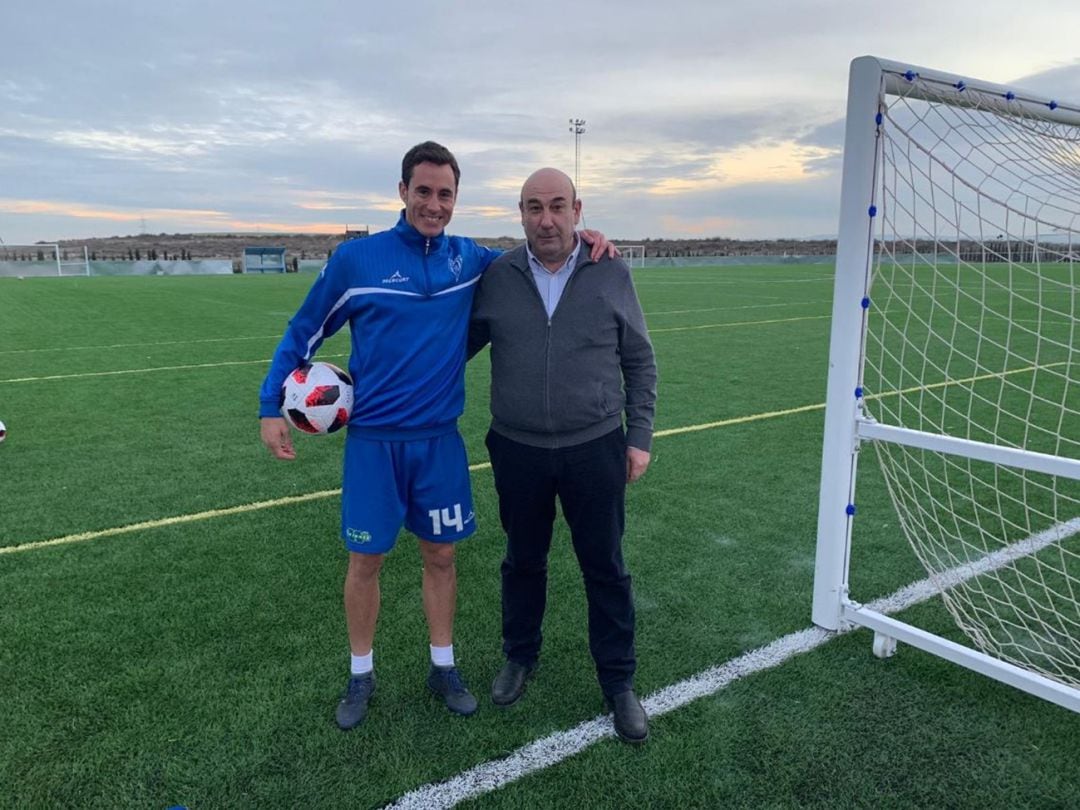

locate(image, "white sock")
[[350, 651, 373, 676], [430, 644, 454, 668]]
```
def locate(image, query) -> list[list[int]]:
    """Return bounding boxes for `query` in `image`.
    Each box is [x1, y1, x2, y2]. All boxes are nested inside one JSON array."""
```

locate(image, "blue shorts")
[[341, 430, 476, 554]]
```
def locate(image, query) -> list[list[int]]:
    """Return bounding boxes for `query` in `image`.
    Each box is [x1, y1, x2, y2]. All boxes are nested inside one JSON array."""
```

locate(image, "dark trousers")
[[485, 427, 636, 697]]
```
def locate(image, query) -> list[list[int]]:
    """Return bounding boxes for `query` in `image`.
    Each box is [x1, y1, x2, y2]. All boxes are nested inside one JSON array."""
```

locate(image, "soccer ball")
[[0, 420, 5, 442], [280, 362, 354, 435]]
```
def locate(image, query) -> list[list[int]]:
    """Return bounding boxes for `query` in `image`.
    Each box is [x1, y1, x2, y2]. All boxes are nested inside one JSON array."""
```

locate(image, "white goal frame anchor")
[[812, 55, 1080, 713]]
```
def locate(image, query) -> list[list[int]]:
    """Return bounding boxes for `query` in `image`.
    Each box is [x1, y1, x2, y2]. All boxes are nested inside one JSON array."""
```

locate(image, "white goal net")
[[814, 57, 1080, 711]]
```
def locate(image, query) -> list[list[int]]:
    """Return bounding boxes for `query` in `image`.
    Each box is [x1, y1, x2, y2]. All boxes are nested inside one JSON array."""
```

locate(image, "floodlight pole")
[[569, 118, 586, 191]]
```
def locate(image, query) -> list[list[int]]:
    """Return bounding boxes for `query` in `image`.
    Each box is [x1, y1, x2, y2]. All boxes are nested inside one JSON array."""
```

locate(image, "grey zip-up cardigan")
[[467, 245, 657, 451]]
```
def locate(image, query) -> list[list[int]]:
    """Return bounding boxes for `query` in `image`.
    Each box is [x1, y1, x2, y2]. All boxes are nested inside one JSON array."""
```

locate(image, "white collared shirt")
[[525, 236, 582, 318]]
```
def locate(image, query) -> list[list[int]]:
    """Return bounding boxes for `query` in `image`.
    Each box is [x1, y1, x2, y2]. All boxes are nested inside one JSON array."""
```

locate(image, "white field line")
[[383, 518, 1080, 810], [0, 334, 285, 356], [1012, 318, 1075, 326], [874, 285, 1069, 295], [1, 461, 486, 554], [5, 361, 1067, 554], [645, 359, 1065, 441], [1, 359, 277, 383], [0, 490, 342, 555], [646, 300, 832, 316], [0, 353, 349, 384], [886, 516, 1080, 601], [653, 403, 826, 436], [649, 314, 829, 334], [635, 277, 832, 286], [0, 289, 833, 361], [0, 311, 827, 384], [382, 626, 827, 810], [8, 403, 836, 552], [0, 303, 833, 356]]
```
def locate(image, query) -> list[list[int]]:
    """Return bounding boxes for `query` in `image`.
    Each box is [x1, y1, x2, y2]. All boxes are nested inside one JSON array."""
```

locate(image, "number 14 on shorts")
[[428, 504, 464, 536]]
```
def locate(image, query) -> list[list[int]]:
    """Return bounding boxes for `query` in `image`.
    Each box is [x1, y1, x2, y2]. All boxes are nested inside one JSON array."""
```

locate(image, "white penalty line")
[[384, 518, 1080, 810]]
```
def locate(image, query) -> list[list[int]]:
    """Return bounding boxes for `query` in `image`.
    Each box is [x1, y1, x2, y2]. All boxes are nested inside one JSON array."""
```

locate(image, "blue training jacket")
[[259, 212, 500, 438]]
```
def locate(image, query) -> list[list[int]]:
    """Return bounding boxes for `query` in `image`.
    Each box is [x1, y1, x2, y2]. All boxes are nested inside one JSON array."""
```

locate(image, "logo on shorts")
[[382, 270, 409, 284], [346, 527, 372, 544]]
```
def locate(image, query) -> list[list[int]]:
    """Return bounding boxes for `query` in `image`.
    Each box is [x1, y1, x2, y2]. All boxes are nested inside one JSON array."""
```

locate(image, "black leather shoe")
[[491, 660, 536, 706], [606, 689, 648, 743]]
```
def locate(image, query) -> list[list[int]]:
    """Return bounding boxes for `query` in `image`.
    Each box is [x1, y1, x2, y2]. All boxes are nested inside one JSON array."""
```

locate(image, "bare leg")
[[419, 540, 456, 647], [344, 551, 384, 655]]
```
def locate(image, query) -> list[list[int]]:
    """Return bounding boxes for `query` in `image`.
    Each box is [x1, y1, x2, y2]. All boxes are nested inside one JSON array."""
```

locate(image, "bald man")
[[468, 168, 657, 743]]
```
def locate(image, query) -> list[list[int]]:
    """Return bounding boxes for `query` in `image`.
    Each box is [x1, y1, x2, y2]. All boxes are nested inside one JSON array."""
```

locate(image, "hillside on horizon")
[[48, 231, 840, 261]]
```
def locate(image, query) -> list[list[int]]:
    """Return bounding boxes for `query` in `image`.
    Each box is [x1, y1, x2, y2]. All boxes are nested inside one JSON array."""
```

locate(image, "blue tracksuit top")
[[259, 212, 500, 437]]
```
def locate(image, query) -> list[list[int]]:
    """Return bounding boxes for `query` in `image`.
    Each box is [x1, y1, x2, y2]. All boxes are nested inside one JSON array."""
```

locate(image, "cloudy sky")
[[3, 0, 1080, 244]]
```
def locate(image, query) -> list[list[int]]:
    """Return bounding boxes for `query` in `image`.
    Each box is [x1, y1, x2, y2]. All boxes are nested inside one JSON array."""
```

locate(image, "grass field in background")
[[1, 268, 1078, 808]]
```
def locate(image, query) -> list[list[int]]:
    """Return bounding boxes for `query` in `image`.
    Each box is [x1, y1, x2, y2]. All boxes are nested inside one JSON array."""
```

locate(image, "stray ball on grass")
[[0, 419, 6, 442], [280, 362, 353, 435]]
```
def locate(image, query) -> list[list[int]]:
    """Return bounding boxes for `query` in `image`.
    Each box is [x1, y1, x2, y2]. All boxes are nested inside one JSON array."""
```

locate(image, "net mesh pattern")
[[864, 73, 1080, 686]]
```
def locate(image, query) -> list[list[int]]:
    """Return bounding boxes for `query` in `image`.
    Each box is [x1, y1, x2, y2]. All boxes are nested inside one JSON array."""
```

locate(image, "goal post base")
[[872, 632, 897, 660], [844, 604, 1080, 713]]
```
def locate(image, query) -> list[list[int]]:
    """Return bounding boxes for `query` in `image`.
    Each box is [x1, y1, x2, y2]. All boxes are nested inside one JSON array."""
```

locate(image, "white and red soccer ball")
[[0, 419, 6, 443], [280, 362, 353, 435]]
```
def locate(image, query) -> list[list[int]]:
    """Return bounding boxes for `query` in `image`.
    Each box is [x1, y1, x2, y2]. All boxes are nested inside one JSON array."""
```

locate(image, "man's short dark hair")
[[401, 141, 460, 189]]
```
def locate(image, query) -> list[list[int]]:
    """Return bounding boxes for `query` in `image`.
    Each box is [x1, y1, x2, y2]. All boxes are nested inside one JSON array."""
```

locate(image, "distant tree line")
[[85, 248, 197, 261], [29, 233, 1073, 265], [0, 250, 50, 261]]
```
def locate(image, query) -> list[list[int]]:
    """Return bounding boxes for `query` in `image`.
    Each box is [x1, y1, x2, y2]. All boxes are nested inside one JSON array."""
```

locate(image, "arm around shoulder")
[[466, 272, 492, 360]]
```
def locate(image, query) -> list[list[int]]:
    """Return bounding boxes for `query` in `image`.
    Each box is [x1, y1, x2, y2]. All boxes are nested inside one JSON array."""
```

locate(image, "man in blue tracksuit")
[[259, 142, 611, 730]]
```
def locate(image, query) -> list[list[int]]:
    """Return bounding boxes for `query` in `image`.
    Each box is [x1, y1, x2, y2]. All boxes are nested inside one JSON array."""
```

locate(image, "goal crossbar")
[[874, 57, 1080, 127]]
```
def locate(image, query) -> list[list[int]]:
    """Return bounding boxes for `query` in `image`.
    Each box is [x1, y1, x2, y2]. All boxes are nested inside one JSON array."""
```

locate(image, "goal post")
[[614, 244, 646, 268], [813, 56, 1080, 712], [58, 246, 90, 276], [0, 244, 89, 277]]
